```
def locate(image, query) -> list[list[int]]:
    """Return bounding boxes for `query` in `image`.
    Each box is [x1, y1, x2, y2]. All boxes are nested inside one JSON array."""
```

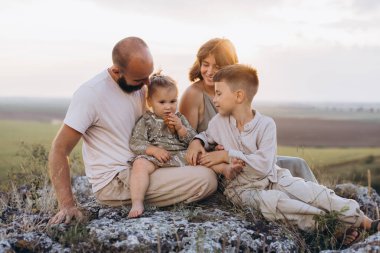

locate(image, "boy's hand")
[[186, 139, 206, 165], [199, 150, 228, 167], [147, 146, 171, 163]]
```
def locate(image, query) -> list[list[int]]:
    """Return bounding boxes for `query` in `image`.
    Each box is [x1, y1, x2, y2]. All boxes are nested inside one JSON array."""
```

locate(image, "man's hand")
[[48, 124, 83, 227], [199, 150, 228, 167], [147, 146, 171, 163], [186, 139, 206, 165], [48, 206, 85, 225]]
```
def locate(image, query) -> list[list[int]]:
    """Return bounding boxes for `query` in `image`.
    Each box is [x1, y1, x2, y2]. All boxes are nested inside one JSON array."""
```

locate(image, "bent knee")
[[132, 158, 156, 173]]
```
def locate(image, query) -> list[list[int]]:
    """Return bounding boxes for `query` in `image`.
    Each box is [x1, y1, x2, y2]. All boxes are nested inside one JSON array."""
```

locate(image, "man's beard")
[[117, 76, 145, 93]]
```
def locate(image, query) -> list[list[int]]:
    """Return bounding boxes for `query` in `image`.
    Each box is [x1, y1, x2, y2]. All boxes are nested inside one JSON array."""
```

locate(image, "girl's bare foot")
[[128, 201, 144, 218]]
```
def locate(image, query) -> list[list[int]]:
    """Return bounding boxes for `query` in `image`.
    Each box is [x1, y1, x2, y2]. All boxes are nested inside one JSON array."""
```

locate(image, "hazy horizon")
[[1, 0, 379, 103], [1, 96, 380, 107]]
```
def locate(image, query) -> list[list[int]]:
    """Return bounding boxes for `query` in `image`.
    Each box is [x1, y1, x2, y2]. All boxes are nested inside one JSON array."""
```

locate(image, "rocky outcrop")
[[1, 177, 379, 252]]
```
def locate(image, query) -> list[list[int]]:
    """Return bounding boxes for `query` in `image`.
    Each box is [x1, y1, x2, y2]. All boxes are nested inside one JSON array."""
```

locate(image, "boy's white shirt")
[[195, 111, 278, 182]]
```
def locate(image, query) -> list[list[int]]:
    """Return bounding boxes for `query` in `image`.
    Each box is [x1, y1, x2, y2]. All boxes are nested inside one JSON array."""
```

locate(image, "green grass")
[[278, 146, 380, 168], [0, 120, 82, 182], [1, 119, 380, 188], [278, 146, 380, 190]]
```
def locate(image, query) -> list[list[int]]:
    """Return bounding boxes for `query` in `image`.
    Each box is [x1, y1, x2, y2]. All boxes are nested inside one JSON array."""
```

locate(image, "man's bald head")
[[112, 37, 152, 69]]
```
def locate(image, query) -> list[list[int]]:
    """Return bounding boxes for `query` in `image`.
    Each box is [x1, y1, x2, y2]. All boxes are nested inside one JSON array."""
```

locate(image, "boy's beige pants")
[[224, 168, 364, 231], [95, 166, 218, 207]]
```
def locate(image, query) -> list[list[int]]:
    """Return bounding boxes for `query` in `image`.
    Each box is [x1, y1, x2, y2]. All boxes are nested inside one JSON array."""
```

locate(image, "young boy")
[[186, 64, 379, 243]]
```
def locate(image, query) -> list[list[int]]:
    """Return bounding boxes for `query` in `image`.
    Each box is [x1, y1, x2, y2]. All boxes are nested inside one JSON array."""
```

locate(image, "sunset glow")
[[0, 0, 379, 102]]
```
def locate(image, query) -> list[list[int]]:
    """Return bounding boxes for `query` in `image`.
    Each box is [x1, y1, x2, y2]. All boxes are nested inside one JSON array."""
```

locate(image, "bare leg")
[[128, 158, 156, 218]]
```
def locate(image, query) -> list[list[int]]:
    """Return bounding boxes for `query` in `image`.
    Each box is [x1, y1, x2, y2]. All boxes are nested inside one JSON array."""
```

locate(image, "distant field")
[[1, 120, 380, 189], [256, 103, 380, 122], [1, 98, 380, 148], [0, 97, 69, 122], [1, 99, 380, 191], [278, 146, 380, 168], [0, 120, 82, 181], [275, 117, 380, 147]]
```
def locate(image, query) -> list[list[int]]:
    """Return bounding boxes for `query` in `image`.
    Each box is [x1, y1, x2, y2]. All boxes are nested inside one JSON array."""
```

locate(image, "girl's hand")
[[165, 113, 183, 132], [147, 146, 171, 163], [153, 147, 171, 163]]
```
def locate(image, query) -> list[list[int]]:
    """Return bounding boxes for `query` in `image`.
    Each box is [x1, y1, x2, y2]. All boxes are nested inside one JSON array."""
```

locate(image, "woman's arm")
[[179, 85, 203, 131]]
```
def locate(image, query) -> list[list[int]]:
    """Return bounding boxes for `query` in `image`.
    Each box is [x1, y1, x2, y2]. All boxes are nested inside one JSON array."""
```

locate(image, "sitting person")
[[48, 37, 217, 225], [180, 37, 317, 182], [128, 72, 197, 218], [186, 64, 380, 244]]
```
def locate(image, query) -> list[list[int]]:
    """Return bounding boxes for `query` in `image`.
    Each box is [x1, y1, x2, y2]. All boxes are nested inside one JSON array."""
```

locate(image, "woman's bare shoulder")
[[181, 83, 203, 103]]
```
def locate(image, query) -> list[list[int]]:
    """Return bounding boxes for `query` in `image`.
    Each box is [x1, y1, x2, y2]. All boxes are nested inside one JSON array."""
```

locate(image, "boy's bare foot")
[[222, 158, 244, 180], [341, 229, 362, 246], [222, 165, 235, 180], [128, 202, 144, 218]]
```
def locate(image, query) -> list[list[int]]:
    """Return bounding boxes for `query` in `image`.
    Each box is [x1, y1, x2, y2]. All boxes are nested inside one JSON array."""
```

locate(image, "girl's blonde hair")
[[148, 71, 178, 98]]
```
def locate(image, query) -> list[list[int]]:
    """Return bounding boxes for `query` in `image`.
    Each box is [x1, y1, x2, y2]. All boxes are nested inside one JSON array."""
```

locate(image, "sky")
[[0, 0, 379, 103]]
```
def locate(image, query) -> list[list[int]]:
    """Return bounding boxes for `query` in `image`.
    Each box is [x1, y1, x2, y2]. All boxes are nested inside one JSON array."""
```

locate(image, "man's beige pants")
[[95, 166, 218, 207], [224, 168, 364, 231]]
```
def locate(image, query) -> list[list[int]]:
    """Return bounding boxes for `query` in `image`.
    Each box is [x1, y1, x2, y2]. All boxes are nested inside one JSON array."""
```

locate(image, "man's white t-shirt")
[[64, 69, 145, 193]]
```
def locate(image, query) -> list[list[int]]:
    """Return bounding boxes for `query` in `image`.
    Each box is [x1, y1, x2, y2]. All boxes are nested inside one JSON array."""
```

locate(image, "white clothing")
[[64, 69, 145, 192], [196, 111, 278, 183], [195, 111, 363, 230]]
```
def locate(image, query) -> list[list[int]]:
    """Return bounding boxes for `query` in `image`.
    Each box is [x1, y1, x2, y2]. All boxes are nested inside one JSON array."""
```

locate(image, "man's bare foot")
[[128, 202, 144, 218]]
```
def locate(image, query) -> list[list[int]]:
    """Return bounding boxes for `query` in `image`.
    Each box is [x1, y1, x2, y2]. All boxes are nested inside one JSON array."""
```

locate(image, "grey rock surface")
[[1, 177, 379, 252]]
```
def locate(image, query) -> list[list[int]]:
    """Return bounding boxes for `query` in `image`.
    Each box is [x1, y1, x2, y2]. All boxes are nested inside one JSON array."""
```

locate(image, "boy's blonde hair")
[[148, 71, 178, 98], [213, 64, 259, 103]]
